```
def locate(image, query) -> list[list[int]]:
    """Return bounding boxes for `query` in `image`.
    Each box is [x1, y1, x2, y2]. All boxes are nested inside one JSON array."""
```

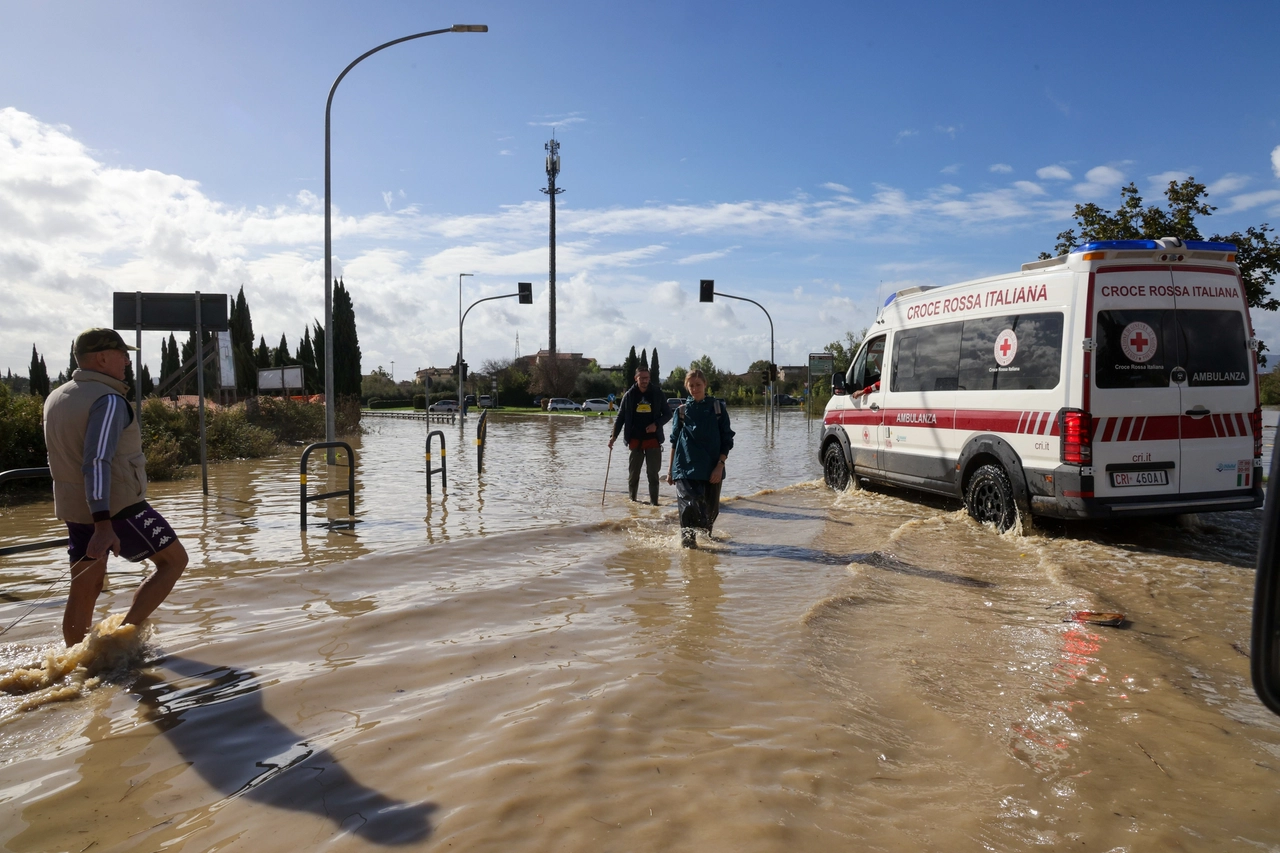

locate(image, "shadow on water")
[[727, 543, 994, 588], [132, 656, 435, 845]]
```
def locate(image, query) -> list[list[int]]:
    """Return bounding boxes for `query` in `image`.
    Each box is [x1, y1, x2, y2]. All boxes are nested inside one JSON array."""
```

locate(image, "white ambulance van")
[[820, 238, 1263, 530]]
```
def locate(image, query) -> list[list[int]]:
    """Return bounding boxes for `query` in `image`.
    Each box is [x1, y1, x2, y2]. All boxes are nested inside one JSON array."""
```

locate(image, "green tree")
[[824, 329, 866, 375], [622, 345, 638, 381], [666, 365, 687, 395], [688, 355, 724, 392], [333, 278, 362, 398], [296, 327, 317, 393], [140, 363, 154, 397], [1044, 178, 1280, 314], [649, 348, 661, 383], [28, 345, 50, 398], [66, 341, 77, 383], [254, 335, 272, 369], [638, 348, 648, 375], [229, 285, 257, 393], [311, 320, 326, 394], [272, 333, 293, 367]]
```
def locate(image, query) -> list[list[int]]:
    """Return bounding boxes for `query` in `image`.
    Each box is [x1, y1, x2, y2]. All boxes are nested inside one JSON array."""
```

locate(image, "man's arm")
[[609, 387, 631, 444], [82, 394, 129, 559]]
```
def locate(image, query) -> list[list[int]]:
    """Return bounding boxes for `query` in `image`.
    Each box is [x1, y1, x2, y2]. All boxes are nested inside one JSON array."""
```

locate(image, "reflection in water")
[[132, 656, 435, 845]]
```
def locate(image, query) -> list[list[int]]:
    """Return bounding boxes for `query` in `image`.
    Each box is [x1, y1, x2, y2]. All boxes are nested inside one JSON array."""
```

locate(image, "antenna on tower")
[[541, 136, 565, 354]]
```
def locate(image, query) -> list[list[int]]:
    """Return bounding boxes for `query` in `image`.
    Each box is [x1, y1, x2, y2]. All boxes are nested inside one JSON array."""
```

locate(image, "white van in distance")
[[820, 238, 1263, 530]]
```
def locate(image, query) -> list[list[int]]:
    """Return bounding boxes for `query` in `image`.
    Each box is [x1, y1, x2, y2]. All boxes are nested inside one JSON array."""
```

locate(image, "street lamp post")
[[457, 272, 473, 410], [322, 24, 488, 457], [460, 283, 535, 413], [699, 279, 776, 423]]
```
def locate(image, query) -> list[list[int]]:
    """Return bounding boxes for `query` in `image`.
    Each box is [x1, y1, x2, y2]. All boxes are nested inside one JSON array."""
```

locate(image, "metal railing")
[[299, 442, 356, 530], [0, 468, 68, 557], [426, 431, 447, 495], [362, 410, 457, 424]]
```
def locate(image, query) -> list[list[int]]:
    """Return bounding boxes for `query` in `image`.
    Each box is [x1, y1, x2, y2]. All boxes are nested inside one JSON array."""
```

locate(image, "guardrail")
[[426, 431, 447, 496], [476, 410, 488, 473], [0, 468, 69, 557], [299, 442, 356, 530], [362, 410, 457, 424]]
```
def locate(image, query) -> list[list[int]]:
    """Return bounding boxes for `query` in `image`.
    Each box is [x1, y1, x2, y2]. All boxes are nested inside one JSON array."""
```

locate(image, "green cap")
[[74, 328, 137, 356]]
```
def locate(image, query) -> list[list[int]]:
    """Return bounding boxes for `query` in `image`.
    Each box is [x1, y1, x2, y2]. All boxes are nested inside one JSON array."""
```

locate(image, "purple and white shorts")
[[66, 502, 180, 563]]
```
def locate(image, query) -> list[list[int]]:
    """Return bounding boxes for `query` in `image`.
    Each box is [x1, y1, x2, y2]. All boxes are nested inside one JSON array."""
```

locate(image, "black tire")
[[823, 442, 851, 491], [965, 463, 1018, 532]]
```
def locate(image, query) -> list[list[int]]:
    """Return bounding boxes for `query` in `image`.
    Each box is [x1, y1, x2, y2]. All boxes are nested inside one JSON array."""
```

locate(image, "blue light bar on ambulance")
[[1073, 239, 1238, 253], [883, 285, 936, 307]]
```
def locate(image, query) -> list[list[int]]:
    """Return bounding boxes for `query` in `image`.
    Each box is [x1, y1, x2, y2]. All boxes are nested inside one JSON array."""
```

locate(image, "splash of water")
[[0, 614, 149, 714]]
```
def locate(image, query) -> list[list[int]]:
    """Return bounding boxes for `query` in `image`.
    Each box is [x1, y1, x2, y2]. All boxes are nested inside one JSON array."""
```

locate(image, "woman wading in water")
[[666, 369, 734, 548]]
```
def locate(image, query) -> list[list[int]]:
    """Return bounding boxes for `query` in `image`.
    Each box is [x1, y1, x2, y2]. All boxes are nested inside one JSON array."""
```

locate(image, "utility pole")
[[540, 137, 564, 354]]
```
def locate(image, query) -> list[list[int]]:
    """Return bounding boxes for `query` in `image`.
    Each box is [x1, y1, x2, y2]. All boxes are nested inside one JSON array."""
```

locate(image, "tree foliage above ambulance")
[[1042, 178, 1280, 314]]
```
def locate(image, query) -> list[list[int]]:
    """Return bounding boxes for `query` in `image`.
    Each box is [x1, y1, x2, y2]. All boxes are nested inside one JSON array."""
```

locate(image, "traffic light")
[[460, 361, 469, 384], [699, 280, 715, 303], [760, 367, 770, 385], [518, 282, 533, 304], [769, 363, 779, 382]]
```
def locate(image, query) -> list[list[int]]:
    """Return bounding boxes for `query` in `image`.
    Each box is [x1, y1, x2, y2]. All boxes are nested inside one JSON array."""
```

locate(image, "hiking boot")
[[681, 528, 697, 549]]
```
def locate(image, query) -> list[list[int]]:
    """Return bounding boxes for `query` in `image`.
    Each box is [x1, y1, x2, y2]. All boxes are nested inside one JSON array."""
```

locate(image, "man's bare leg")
[[124, 540, 188, 630], [64, 557, 108, 646]]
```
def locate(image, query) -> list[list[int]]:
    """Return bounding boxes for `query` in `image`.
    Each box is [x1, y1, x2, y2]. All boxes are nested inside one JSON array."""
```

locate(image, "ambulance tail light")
[[1059, 408, 1092, 465], [1252, 407, 1263, 459]]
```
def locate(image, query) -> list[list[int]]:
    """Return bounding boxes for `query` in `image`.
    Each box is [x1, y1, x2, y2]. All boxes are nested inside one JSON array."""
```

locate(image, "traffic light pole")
[[458, 283, 534, 417], [698, 280, 775, 426]]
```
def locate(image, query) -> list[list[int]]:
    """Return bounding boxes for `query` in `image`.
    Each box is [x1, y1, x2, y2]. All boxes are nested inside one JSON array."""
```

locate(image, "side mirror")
[[1254, 446, 1280, 714], [831, 372, 846, 395]]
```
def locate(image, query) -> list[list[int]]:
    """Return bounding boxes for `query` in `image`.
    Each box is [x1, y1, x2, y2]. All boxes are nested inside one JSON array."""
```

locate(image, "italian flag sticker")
[[1238, 460, 1252, 487]]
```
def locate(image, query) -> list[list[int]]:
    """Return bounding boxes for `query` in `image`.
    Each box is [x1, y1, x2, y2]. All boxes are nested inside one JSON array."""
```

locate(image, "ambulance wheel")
[[966, 464, 1017, 532], [823, 443, 851, 491]]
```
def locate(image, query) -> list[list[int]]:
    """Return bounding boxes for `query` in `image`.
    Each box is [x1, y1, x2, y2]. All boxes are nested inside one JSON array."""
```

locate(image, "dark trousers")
[[674, 478, 723, 531], [628, 446, 662, 504]]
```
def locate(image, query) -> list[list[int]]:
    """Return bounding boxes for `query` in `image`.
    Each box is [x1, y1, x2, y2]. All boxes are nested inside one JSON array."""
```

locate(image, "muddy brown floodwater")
[[1, 411, 1278, 851]]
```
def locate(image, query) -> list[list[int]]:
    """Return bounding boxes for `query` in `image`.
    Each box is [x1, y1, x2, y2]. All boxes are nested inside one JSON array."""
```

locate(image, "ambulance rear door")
[[1091, 268, 1183, 498], [1170, 267, 1256, 494]]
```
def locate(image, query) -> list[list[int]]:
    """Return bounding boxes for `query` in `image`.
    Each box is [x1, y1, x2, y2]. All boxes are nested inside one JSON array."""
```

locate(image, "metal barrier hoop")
[[426, 430, 447, 496], [299, 441, 356, 530]]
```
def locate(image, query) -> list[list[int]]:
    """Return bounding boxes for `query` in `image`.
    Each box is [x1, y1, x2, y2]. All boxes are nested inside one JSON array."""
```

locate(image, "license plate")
[[1111, 470, 1168, 487]]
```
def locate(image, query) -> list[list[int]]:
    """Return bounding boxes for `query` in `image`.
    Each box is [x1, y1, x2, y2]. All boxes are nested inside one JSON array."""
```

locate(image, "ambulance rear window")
[[1180, 310, 1250, 387], [1096, 309, 1249, 388]]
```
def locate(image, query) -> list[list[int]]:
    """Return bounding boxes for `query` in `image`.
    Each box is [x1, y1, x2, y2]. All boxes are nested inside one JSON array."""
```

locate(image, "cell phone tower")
[[540, 136, 564, 354]]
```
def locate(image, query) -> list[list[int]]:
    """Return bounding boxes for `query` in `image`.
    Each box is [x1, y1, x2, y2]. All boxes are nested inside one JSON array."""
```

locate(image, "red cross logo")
[[999, 338, 1013, 357], [1129, 331, 1149, 352]]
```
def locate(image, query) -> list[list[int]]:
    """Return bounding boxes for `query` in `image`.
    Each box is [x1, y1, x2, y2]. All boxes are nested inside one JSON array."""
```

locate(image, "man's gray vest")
[[43, 370, 147, 524]]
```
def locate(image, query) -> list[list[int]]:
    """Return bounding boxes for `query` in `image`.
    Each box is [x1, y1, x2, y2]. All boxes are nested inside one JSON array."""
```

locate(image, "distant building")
[[515, 349, 590, 372], [415, 366, 456, 385]]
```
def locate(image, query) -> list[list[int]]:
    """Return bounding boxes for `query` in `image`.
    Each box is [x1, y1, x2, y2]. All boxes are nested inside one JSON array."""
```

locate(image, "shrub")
[[0, 384, 48, 503], [413, 394, 426, 410], [247, 396, 327, 442]]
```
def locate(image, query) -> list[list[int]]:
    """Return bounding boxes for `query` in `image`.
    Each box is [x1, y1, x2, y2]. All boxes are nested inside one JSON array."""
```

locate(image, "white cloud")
[[1013, 181, 1045, 195], [935, 125, 958, 139], [821, 182, 850, 193], [1220, 189, 1280, 214], [1272, 145, 1280, 179], [528, 113, 585, 128], [940, 164, 961, 175], [1073, 165, 1126, 198], [1036, 165, 1072, 181], [675, 246, 740, 265], [896, 129, 918, 143], [499, 149, 513, 156], [1207, 173, 1250, 195], [989, 164, 1013, 173], [1148, 170, 1191, 189]]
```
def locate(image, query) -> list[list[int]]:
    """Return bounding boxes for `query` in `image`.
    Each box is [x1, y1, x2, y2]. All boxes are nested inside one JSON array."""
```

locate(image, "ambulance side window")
[[958, 312, 1064, 391], [892, 322, 962, 393], [1179, 310, 1250, 387]]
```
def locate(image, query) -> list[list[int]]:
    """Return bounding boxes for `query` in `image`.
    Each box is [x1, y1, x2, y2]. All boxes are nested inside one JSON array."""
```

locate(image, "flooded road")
[[1, 411, 1278, 851]]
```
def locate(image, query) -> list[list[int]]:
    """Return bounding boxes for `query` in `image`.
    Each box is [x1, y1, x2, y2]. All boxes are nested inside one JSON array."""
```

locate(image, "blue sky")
[[3, 0, 1279, 381]]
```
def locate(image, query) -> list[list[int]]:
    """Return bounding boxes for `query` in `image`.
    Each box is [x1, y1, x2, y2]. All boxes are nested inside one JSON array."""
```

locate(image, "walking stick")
[[602, 444, 614, 506]]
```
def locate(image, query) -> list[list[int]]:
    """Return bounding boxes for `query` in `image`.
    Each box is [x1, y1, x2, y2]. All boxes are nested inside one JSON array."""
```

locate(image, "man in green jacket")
[[666, 369, 734, 548], [43, 328, 188, 646]]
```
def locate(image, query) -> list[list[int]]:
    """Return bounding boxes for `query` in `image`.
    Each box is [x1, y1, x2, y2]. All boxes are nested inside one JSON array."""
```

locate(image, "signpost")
[[112, 291, 230, 495], [807, 352, 835, 418], [258, 366, 305, 395]]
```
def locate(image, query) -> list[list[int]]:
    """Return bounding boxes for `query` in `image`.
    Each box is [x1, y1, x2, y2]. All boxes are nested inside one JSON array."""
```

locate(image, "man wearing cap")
[[43, 328, 188, 646], [608, 366, 672, 505]]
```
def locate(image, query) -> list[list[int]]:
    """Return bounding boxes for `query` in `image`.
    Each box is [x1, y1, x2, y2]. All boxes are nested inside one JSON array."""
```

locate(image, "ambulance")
[[819, 238, 1264, 530]]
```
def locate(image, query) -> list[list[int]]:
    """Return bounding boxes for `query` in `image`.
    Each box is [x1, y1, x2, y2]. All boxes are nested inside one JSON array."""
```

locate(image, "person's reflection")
[[669, 550, 727, 671], [133, 657, 434, 845]]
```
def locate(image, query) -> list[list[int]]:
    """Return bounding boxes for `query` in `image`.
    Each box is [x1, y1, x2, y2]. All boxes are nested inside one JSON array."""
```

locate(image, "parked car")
[[547, 398, 580, 412], [667, 397, 684, 411], [581, 398, 612, 412], [464, 394, 477, 407], [428, 399, 458, 413], [773, 394, 802, 406], [478, 395, 494, 408]]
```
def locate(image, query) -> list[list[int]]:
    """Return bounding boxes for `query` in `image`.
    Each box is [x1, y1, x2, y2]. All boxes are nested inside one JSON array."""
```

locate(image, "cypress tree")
[[650, 348, 660, 383], [623, 345, 638, 381], [124, 360, 135, 396], [639, 348, 648, 375], [272, 333, 291, 367], [296, 327, 317, 393], [333, 278, 362, 398], [68, 342, 78, 379], [140, 364, 154, 397], [163, 333, 181, 385], [28, 345, 51, 397], [311, 320, 326, 394], [229, 286, 256, 393], [255, 335, 272, 368]]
